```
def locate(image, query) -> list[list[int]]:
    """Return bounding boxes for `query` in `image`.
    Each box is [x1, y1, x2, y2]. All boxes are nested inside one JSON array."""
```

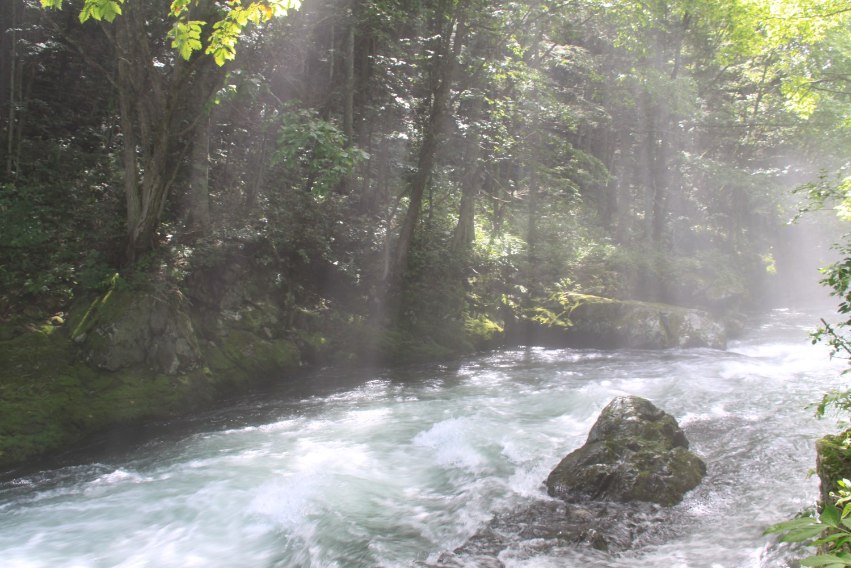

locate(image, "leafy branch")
[[766, 485, 851, 567], [41, 0, 302, 64]]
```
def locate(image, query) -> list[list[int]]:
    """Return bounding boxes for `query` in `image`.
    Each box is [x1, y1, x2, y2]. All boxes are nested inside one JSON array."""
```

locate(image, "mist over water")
[[0, 309, 845, 567]]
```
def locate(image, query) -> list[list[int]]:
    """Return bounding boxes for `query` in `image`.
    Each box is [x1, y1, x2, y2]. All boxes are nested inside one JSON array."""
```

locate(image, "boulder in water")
[[546, 396, 705, 507]]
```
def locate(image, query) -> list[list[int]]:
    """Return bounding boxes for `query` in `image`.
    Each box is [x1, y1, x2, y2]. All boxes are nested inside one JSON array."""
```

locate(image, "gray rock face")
[[517, 293, 728, 350], [546, 396, 705, 507], [566, 297, 727, 349], [77, 291, 202, 375]]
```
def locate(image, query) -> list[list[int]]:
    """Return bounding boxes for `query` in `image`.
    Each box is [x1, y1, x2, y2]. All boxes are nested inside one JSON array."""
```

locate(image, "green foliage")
[[818, 391, 851, 420], [809, 240, 851, 369], [43, 0, 301, 64], [79, 0, 124, 23], [766, 497, 851, 567], [795, 169, 851, 221], [169, 20, 204, 61], [0, 183, 118, 315], [273, 107, 367, 196], [202, 1, 301, 65]]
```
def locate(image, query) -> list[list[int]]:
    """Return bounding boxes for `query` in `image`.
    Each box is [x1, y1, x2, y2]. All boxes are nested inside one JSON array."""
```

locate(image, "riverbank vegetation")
[[0, 0, 849, 468]]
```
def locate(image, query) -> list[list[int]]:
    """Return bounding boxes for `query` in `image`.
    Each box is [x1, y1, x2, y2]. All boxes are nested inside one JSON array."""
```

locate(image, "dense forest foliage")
[[0, 0, 849, 352]]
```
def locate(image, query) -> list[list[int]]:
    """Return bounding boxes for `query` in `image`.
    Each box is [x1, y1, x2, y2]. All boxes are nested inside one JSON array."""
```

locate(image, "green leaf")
[[781, 525, 828, 543], [100, 0, 123, 23], [169, 0, 192, 17], [765, 517, 821, 534], [169, 20, 205, 61], [823, 504, 842, 528], [802, 554, 851, 567], [814, 532, 851, 546], [79, 0, 123, 23]]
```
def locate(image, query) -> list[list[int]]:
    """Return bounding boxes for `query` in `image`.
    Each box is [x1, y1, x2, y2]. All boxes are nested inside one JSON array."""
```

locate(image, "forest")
[[1, 0, 847, 343], [1, 0, 851, 565]]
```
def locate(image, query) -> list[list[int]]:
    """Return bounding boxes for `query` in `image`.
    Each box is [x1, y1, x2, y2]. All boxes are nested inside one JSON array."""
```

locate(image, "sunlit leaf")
[[781, 525, 827, 543], [801, 554, 851, 567]]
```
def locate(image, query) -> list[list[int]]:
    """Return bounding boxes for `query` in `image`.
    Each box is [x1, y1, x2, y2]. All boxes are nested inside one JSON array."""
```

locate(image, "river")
[[0, 308, 846, 567]]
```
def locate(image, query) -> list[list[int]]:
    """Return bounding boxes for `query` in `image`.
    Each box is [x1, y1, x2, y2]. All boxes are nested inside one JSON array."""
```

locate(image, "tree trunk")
[[188, 112, 211, 235], [116, 22, 142, 262], [451, 96, 484, 256], [3, 0, 17, 179], [115, 0, 222, 262], [388, 4, 466, 289], [336, 0, 357, 195], [526, 154, 540, 297], [343, 0, 356, 145]]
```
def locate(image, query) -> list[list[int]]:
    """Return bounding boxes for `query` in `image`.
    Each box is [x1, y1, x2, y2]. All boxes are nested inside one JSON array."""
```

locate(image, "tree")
[[386, 0, 468, 291], [39, 0, 301, 262]]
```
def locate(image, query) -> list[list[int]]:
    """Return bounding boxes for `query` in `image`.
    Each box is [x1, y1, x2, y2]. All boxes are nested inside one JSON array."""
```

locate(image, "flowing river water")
[[0, 308, 847, 567]]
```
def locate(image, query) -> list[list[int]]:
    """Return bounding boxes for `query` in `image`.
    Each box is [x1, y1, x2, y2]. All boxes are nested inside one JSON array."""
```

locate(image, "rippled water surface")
[[0, 309, 846, 567]]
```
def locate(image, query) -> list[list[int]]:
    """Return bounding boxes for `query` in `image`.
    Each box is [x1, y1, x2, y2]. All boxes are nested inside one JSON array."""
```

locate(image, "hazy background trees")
[[1, 0, 848, 347]]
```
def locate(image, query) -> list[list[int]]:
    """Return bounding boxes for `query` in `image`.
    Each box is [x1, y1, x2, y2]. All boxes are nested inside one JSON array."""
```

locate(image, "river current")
[[0, 308, 847, 567]]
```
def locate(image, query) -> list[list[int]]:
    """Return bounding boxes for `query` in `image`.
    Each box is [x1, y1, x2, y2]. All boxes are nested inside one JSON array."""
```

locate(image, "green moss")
[[817, 430, 851, 505], [0, 315, 304, 470], [211, 329, 300, 376]]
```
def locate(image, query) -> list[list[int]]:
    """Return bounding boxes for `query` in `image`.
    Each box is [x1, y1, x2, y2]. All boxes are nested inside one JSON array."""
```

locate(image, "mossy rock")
[[378, 329, 461, 365], [816, 430, 851, 506], [72, 285, 202, 375], [0, 317, 303, 471], [522, 293, 726, 349], [546, 396, 706, 506]]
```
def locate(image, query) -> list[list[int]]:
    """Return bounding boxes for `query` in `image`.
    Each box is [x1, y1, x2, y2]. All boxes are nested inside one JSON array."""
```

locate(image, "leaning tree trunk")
[[388, 4, 466, 291]]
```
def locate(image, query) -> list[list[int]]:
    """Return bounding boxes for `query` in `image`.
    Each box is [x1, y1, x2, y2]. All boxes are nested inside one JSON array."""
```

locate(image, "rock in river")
[[428, 397, 706, 565], [546, 395, 706, 506]]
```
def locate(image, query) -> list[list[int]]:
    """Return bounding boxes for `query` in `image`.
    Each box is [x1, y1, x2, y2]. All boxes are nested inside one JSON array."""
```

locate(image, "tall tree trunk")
[[188, 112, 211, 235], [526, 162, 540, 293], [4, 0, 17, 179], [336, 0, 357, 195], [451, 96, 484, 256], [116, 29, 142, 262], [387, 3, 466, 290], [343, 0, 356, 145]]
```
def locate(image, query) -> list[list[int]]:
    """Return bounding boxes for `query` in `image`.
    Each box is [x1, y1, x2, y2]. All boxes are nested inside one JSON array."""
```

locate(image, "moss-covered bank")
[[0, 265, 730, 473], [0, 317, 301, 471]]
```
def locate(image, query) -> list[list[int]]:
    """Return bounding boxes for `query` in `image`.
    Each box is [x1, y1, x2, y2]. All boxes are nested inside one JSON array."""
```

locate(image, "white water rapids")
[[0, 308, 847, 567]]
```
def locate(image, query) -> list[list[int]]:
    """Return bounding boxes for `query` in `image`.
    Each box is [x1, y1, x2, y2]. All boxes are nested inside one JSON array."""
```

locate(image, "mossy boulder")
[[524, 293, 726, 349], [816, 429, 851, 507], [72, 288, 201, 375], [546, 396, 706, 506]]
